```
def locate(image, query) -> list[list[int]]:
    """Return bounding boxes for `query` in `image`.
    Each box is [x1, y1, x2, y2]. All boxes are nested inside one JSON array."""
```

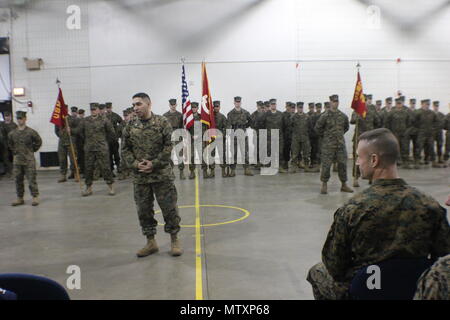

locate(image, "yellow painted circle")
[[156, 204, 250, 228]]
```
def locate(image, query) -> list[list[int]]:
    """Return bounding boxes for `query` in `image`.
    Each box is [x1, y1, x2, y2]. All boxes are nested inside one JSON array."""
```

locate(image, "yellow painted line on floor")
[[194, 169, 203, 300]]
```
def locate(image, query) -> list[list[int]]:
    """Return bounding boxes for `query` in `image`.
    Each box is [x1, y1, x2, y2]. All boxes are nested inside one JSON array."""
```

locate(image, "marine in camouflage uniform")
[[105, 102, 124, 175], [117, 109, 132, 180], [432, 101, 445, 164], [380, 97, 393, 128], [163, 99, 185, 179], [76, 109, 86, 175], [307, 103, 319, 167], [260, 98, 287, 173], [8, 111, 42, 206], [78, 104, 116, 196], [290, 102, 318, 173], [385, 98, 413, 168], [307, 177, 450, 300], [350, 95, 381, 185], [407, 99, 419, 167], [250, 101, 266, 169], [1, 111, 17, 177], [414, 99, 441, 168], [55, 107, 81, 182], [281, 102, 294, 171], [209, 100, 229, 178], [315, 95, 353, 194], [188, 102, 208, 179], [414, 254, 450, 300], [444, 109, 450, 167], [122, 92, 182, 258], [227, 96, 253, 176]]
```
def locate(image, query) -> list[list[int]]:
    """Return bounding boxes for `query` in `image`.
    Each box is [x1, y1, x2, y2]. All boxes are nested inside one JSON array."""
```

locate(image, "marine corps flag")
[[351, 71, 367, 118], [201, 61, 216, 139], [50, 88, 68, 128]]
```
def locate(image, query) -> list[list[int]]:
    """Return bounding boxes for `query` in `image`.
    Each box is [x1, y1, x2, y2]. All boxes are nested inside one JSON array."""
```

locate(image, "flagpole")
[[353, 63, 360, 180], [56, 78, 83, 194]]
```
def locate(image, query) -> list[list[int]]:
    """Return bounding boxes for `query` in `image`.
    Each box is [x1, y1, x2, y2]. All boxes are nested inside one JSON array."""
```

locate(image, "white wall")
[[0, 0, 449, 166]]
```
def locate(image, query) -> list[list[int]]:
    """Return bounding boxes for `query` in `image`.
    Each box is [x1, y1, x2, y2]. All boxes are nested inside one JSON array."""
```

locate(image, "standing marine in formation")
[[163, 99, 185, 179]]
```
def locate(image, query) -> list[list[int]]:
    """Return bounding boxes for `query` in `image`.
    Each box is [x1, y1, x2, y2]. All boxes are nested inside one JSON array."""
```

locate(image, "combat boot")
[[57, 174, 67, 183], [229, 168, 236, 177], [209, 168, 215, 178], [82, 186, 93, 197], [305, 163, 319, 173], [107, 184, 115, 196], [244, 167, 254, 176], [353, 178, 360, 188], [443, 160, 448, 168], [68, 172, 75, 179], [438, 156, 444, 164], [136, 236, 159, 258], [189, 170, 195, 180], [402, 162, 412, 169], [320, 183, 327, 195], [414, 160, 421, 169], [11, 197, 25, 206], [432, 161, 442, 168], [179, 170, 186, 180], [118, 172, 126, 180], [222, 167, 228, 177], [202, 168, 209, 179], [31, 197, 40, 206], [298, 161, 305, 169], [278, 167, 287, 173], [341, 183, 354, 193], [170, 234, 183, 257], [289, 164, 298, 173]]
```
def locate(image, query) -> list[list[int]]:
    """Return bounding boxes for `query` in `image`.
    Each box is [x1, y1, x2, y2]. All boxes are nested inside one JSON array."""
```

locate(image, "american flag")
[[181, 64, 194, 130]]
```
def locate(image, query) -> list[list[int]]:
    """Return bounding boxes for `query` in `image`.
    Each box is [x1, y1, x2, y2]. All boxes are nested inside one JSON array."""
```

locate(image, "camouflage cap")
[[399, 96, 405, 102], [433, 101, 439, 106], [365, 94, 373, 99], [308, 102, 315, 108], [421, 99, 430, 104], [324, 102, 330, 107], [409, 98, 416, 103], [71, 106, 78, 112], [376, 100, 382, 104], [98, 104, 106, 110], [105, 102, 112, 108], [213, 100, 221, 107], [16, 111, 27, 119], [234, 96, 242, 102], [296, 102, 304, 107], [395, 97, 402, 103], [385, 97, 393, 102], [256, 101, 264, 106], [329, 94, 339, 102], [269, 98, 277, 104], [264, 101, 270, 106], [191, 102, 199, 108], [169, 99, 177, 105], [123, 109, 129, 115], [90, 102, 99, 109], [285, 101, 291, 106], [4, 111, 11, 116], [315, 103, 322, 107], [78, 109, 85, 114]]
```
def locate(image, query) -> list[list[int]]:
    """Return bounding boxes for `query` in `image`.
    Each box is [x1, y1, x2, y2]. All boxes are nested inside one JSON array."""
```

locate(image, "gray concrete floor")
[[0, 165, 448, 300]]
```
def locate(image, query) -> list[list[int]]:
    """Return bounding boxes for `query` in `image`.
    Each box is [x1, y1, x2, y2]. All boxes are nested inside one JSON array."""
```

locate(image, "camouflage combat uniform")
[[251, 109, 266, 166], [227, 108, 252, 169], [163, 110, 184, 171], [8, 126, 42, 198], [55, 115, 80, 176], [414, 254, 450, 300], [414, 109, 439, 163], [444, 113, 450, 163], [315, 109, 350, 183], [308, 110, 320, 165], [385, 107, 413, 165], [433, 110, 445, 162], [121, 113, 180, 237], [78, 114, 115, 186], [188, 112, 208, 171], [307, 179, 450, 300], [1, 121, 17, 176], [290, 112, 312, 167], [106, 111, 124, 172], [209, 110, 229, 170], [261, 110, 287, 168], [380, 106, 392, 128], [282, 110, 293, 169]]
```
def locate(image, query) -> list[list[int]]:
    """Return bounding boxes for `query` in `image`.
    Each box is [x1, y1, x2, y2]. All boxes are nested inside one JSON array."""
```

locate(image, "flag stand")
[[56, 78, 83, 194]]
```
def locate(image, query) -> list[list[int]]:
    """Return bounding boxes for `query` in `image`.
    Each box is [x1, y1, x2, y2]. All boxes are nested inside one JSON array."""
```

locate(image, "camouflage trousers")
[[433, 131, 443, 158], [76, 142, 85, 174], [320, 143, 348, 183], [393, 133, 410, 164], [310, 137, 321, 165], [230, 136, 250, 169], [307, 262, 350, 300], [209, 137, 227, 169], [283, 136, 292, 167], [133, 181, 181, 236], [189, 138, 207, 171], [409, 133, 419, 161], [445, 132, 450, 161], [174, 136, 185, 171], [266, 133, 285, 168], [291, 135, 311, 165], [108, 140, 121, 172], [415, 134, 435, 162], [84, 149, 114, 186], [58, 143, 77, 175], [13, 162, 39, 197]]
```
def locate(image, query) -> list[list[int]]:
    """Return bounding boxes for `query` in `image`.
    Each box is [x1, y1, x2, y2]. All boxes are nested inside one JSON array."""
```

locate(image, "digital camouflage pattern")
[[106, 111, 123, 172], [261, 110, 286, 167], [282, 110, 293, 168], [444, 113, 450, 161], [308, 179, 450, 299], [227, 108, 252, 168], [385, 107, 413, 164], [188, 113, 208, 170], [0, 121, 17, 175], [414, 109, 438, 162], [163, 110, 185, 170], [122, 113, 180, 237], [210, 111, 229, 169], [8, 127, 42, 197], [315, 109, 350, 182], [308, 110, 321, 165], [55, 115, 80, 175], [290, 112, 312, 166], [433, 111, 445, 159], [414, 254, 450, 300], [78, 114, 115, 186]]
